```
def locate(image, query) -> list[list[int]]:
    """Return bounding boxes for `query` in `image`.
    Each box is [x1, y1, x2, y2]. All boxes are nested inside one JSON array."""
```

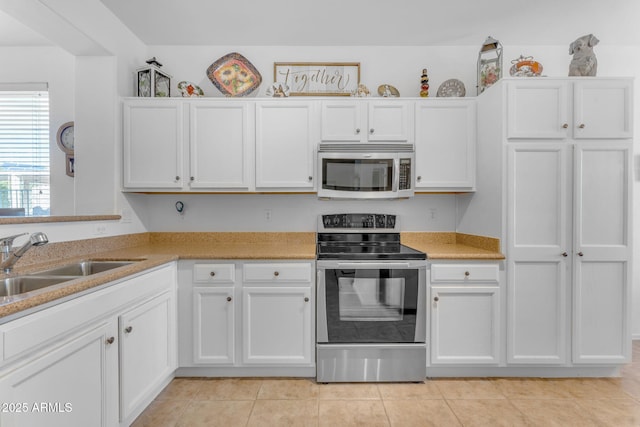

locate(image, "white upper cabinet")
[[506, 79, 632, 140], [189, 102, 254, 190], [415, 100, 476, 191], [255, 101, 317, 190], [123, 99, 185, 189], [320, 100, 412, 143]]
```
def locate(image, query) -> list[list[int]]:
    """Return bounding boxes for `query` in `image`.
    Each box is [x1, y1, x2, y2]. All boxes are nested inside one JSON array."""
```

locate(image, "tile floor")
[[132, 341, 640, 426]]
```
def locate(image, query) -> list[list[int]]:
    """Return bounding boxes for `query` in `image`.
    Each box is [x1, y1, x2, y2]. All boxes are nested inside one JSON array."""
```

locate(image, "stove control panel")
[[321, 214, 396, 230]]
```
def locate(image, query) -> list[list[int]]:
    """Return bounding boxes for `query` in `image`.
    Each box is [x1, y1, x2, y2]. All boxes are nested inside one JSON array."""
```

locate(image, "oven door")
[[317, 261, 426, 344]]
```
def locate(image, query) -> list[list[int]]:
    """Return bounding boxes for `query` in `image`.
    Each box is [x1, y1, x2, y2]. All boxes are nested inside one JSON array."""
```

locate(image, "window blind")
[[0, 90, 50, 216]]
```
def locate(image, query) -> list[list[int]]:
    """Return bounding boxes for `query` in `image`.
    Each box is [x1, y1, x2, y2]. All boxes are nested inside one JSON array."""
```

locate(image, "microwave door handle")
[[392, 158, 399, 192]]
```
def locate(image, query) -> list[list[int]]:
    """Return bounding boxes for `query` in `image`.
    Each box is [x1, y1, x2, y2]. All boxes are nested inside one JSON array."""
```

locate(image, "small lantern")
[[136, 57, 171, 97], [477, 36, 503, 95]]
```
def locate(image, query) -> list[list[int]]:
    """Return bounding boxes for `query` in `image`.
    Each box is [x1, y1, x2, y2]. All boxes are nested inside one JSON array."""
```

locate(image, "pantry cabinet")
[[320, 100, 413, 143], [506, 79, 632, 139], [429, 263, 501, 365], [414, 100, 476, 191], [255, 101, 316, 190], [469, 77, 633, 369]]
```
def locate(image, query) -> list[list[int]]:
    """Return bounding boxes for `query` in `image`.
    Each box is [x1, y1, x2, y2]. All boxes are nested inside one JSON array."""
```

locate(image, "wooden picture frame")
[[273, 62, 360, 96]]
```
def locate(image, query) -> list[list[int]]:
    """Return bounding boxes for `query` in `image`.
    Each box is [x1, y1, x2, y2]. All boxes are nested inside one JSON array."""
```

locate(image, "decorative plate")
[[377, 84, 400, 97], [206, 52, 262, 97], [509, 56, 543, 77], [177, 81, 204, 97], [436, 79, 466, 97], [265, 83, 290, 97]]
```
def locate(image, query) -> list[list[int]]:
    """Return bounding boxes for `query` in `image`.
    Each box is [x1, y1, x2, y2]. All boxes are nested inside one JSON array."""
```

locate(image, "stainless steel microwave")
[[317, 143, 415, 199]]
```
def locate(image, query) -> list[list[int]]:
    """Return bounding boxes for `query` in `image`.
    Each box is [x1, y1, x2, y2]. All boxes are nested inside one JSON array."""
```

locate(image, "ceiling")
[[1, 0, 639, 48]]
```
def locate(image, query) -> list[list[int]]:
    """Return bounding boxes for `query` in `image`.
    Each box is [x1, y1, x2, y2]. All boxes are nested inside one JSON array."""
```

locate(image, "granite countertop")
[[0, 231, 503, 321]]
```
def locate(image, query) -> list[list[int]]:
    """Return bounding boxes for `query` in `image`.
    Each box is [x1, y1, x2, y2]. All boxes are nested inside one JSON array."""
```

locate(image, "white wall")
[[0, 46, 75, 216]]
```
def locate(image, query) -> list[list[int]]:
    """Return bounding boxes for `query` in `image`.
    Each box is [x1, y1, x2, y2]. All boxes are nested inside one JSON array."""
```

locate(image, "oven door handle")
[[336, 262, 412, 269]]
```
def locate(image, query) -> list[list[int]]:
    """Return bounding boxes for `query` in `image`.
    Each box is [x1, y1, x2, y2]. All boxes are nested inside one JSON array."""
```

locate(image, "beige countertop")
[[0, 231, 503, 320]]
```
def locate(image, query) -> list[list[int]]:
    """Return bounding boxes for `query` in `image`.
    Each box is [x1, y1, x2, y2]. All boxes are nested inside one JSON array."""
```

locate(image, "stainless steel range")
[[316, 213, 427, 382]]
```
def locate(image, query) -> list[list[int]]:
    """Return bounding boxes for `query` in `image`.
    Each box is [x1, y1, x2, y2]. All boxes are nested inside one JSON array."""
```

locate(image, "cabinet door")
[[0, 321, 118, 427], [242, 287, 313, 365], [189, 102, 254, 189], [430, 286, 500, 364], [255, 102, 316, 189], [506, 144, 570, 364], [367, 101, 412, 142], [573, 142, 632, 363], [193, 287, 235, 364], [507, 81, 570, 139], [415, 101, 476, 190], [320, 101, 363, 142], [123, 100, 185, 189], [119, 292, 176, 422], [573, 80, 633, 139]]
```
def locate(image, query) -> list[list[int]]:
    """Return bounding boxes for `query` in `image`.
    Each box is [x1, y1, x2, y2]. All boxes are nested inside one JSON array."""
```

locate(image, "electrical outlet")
[[94, 225, 107, 235], [264, 209, 272, 221]]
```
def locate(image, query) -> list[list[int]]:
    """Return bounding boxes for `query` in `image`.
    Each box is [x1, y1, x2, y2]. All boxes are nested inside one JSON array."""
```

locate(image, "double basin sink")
[[0, 260, 139, 299]]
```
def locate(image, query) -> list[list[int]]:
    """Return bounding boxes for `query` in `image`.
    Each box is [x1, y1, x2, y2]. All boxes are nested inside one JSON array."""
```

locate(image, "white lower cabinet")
[[429, 263, 501, 365], [0, 263, 177, 427], [178, 260, 315, 374], [119, 291, 175, 423], [0, 321, 118, 427], [242, 286, 312, 365]]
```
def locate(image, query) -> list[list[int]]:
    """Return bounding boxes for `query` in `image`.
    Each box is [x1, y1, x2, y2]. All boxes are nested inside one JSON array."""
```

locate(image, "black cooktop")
[[316, 214, 426, 260]]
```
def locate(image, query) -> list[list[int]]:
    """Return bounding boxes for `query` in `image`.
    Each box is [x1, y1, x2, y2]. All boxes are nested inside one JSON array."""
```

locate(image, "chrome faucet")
[[0, 232, 49, 273]]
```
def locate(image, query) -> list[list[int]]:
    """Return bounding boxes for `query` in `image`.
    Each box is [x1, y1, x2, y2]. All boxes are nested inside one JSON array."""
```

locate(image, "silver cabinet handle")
[[274, 271, 280, 277], [369, 128, 375, 134], [578, 124, 586, 129], [227, 296, 232, 302], [124, 326, 133, 334], [106, 336, 115, 345], [562, 123, 569, 129], [308, 176, 313, 181], [190, 176, 195, 181], [464, 271, 470, 277], [562, 252, 568, 257], [578, 252, 584, 257], [210, 271, 216, 277], [304, 297, 309, 302], [175, 176, 180, 181], [417, 176, 422, 181], [433, 296, 439, 302], [356, 128, 361, 134]]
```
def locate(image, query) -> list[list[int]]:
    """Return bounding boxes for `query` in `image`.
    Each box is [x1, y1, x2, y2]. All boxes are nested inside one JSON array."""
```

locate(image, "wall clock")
[[56, 121, 74, 154]]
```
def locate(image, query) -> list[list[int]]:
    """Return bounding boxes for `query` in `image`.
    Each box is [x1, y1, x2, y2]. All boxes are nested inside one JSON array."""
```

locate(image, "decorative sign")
[[273, 62, 360, 96]]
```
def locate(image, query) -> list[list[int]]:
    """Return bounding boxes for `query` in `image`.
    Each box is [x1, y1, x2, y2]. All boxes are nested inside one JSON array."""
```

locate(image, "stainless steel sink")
[[31, 260, 135, 277], [0, 276, 72, 297]]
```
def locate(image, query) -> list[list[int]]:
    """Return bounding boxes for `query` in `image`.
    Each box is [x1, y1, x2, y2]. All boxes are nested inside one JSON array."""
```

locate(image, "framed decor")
[[274, 62, 360, 96]]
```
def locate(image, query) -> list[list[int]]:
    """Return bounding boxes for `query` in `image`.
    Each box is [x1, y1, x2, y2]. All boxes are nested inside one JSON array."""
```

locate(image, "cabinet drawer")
[[194, 264, 235, 283], [243, 263, 312, 283], [431, 264, 499, 283]]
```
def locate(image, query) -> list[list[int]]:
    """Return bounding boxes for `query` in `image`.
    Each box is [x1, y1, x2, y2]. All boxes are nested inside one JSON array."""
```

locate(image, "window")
[[0, 86, 50, 216]]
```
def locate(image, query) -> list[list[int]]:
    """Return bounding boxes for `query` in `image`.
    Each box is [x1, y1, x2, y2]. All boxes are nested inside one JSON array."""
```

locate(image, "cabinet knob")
[[433, 296, 439, 302], [227, 296, 232, 302], [190, 176, 195, 181], [274, 271, 280, 277], [562, 252, 568, 257], [562, 123, 569, 129], [417, 176, 422, 182], [304, 297, 309, 302], [369, 128, 375, 134], [308, 176, 313, 181], [105, 336, 115, 345], [578, 124, 586, 129], [124, 326, 133, 334], [464, 271, 470, 277], [356, 128, 361, 134], [175, 176, 180, 181], [210, 271, 216, 277], [578, 252, 584, 257]]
